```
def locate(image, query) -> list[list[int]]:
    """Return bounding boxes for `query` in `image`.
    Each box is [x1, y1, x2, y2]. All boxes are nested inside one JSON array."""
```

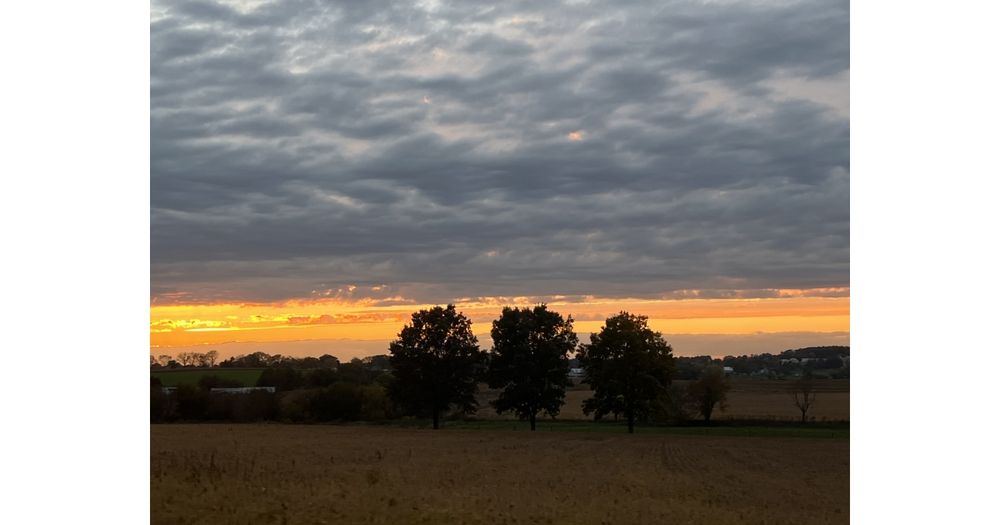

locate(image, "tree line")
[[152, 304, 827, 430], [151, 350, 345, 369]]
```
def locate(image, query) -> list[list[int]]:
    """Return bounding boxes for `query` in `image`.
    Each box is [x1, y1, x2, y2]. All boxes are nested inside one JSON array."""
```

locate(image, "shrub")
[[231, 391, 279, 422], [360, 384, 391, 420], [277, 389, 315, 422], [151, 386, 170, 422], [305, 368, 338, 388], [257, 368, 305, 391], [174, 384, 209, 420], [308, 383, 364, 421]]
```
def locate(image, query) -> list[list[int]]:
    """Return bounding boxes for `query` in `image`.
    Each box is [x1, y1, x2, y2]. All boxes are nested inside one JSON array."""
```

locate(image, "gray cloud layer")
[[151, 0, 849, 304]]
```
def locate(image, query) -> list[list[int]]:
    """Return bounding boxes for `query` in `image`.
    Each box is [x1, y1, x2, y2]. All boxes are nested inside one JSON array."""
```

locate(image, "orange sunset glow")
[[151, 289, 849, 357]]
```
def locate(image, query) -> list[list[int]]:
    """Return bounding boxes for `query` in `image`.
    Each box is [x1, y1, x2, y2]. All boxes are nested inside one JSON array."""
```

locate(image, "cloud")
[[151, 0, 849, 304]]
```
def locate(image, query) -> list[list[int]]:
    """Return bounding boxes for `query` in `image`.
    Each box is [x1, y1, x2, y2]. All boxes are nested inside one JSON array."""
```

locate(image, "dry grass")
[[478, 379, 850, 422], [151, 424, 849, 524]]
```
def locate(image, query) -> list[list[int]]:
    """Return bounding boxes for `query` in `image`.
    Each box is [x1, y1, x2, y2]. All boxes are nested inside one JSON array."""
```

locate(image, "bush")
[[360, 384, 391, 420], [305, 368, 338, 388], [174, 384, 209, 420], [232, 391, 279, 421], [308, 383, 364, 421], [277, 389, 315, 422], [151, 386, 170, 422], [257, 368, 305, 391]]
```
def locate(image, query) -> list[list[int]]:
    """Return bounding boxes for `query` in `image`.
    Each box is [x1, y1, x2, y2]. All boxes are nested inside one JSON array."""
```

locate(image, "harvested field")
[[151, 424, 849, 524], [477, 379, 850, 422]]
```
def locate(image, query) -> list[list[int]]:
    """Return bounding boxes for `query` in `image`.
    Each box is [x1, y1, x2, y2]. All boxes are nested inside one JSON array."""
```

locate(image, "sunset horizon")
[[151, 288, 848, 360]]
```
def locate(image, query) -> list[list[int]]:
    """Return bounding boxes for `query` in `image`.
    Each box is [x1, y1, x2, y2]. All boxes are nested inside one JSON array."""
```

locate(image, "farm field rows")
[[477, 379, 850, 422], [151, 424, 849, 524]]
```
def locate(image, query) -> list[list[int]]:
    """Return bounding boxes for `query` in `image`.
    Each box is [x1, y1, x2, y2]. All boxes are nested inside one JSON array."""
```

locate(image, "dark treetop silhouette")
[[578, 311, 675, 433], [388, 304, 485, 429], [486, 305, 577, 430], [687, 364, 731, 422]]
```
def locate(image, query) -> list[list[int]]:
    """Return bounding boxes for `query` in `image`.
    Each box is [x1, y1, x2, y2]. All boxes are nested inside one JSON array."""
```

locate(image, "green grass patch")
[[151, 368, 264, 387]]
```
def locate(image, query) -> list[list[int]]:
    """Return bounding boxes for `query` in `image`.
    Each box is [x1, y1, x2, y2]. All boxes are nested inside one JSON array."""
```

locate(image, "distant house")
[[780, 358, 800, 365], [722, 366, 734, 375], [568, 367, 585, 378], [210, 387, 276, 394]]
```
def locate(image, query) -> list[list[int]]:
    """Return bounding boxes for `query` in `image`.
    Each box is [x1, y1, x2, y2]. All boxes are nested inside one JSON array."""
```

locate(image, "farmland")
[[476, 378, 850, 422], [151, 424, 849, 524], [151, 368, 263, 387]]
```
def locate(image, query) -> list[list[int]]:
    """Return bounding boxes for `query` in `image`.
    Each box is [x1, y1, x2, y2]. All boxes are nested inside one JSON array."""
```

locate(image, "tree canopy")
[[686, 365, 730, 422], [486, 305, 577, 430], [388, 305, 484, 429], [578, 311, 675, 433]]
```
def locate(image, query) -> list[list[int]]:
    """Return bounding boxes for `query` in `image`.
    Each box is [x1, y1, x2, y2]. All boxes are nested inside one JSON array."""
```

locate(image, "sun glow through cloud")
[[150, 290, 849, 358]]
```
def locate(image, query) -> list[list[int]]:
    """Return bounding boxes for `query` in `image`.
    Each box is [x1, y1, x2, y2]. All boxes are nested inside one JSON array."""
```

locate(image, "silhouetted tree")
[[686, 365, 730, 422], [157, 354, 173, 367], [305, 368, 339, 388], [337, 358, 371, 384], [318, 354, 340, 369], [363, 354, 392, 371], [256, 368, 305, 391], [388, 305, 484, 429], [790, 371, 818, 423], [578, 312, 675, 433], [487, 305, 577, 430]]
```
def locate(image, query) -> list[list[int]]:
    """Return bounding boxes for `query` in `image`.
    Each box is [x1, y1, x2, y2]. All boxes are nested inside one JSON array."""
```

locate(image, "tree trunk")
[[801, 409, 807, 424], [627, 410, 635, 434], [530, 413, 536, 431], [432, 409, 440, 430]]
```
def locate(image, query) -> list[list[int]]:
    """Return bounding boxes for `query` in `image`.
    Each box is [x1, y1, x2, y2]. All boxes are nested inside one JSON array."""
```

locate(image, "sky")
[[150, 0, 849, 361]]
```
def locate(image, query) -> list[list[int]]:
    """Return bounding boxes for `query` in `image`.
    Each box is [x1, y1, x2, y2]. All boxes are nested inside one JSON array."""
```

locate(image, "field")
[[151, 424, 849, 524], [477, 379, 850, 422], [151, 368, 263, 387]]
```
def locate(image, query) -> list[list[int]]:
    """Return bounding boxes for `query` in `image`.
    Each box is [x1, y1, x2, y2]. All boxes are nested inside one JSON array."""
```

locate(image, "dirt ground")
[[151, 424, 849, 524]]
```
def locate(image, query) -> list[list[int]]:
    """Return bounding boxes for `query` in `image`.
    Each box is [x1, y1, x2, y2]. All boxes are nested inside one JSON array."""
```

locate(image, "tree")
[[388, 305, 484, 429], [176, 352, 194, 367], [577, 312, 675, 433], [487, 305, 577, 430], [790, 372, 818, 423], [157, 354, 173, 367], [686, 365, 730, 422], [318, 354, 340, 369], [204, 350, 219, 367], [257, 367, 305, 391]]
